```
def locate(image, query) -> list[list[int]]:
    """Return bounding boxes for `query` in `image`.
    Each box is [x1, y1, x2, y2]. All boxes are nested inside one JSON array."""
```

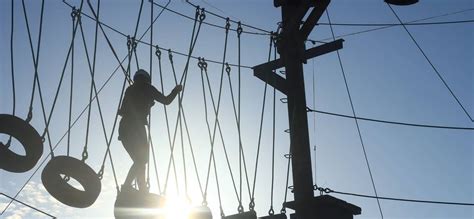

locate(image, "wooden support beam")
[[254, 69, 288, 95], [300, 0, 330, 39], [253, 39, 344, 95]]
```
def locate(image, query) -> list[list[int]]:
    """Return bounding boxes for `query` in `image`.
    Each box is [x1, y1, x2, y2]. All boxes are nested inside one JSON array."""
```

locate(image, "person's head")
[[133, 69, 151, 84]]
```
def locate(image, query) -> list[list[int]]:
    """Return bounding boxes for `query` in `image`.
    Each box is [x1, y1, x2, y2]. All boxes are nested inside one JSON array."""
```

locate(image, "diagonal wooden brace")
[[300, 0, 330, 39], [253, 38, 344, 95]]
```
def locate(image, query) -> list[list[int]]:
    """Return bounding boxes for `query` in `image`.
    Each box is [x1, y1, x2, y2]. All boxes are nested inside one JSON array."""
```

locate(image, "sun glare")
[[161, 195, 193, 219]]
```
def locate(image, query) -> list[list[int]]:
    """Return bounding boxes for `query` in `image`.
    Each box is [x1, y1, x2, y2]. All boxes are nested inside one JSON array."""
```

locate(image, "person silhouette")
[[118, 69, 182, 193]]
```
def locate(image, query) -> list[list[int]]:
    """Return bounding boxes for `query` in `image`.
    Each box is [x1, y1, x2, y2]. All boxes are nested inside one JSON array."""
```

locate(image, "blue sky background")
[[0, 0, 473, 218]]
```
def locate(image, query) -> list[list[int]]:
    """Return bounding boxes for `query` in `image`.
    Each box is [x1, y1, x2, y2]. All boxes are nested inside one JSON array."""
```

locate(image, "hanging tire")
[[0, 114, 43, 173], [42, 156, 101, 208]]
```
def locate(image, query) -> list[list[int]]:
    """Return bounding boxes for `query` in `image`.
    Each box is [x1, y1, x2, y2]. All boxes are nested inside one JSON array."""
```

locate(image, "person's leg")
[[136, 125, 149, 192], [136, 162, 147, 191], [124, 162, 138, 187]]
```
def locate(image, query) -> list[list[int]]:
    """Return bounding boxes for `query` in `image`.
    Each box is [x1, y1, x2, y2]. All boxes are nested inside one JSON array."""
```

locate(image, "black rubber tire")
[[0, 114, 43, 173], [42, 156, 101, 208]]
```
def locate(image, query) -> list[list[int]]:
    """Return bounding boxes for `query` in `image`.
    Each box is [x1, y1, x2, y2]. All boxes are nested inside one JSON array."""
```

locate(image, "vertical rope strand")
[[326, 9, 384, 218]]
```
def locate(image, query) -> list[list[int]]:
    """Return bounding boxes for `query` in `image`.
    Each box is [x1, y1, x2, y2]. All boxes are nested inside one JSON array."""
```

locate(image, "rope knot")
[[71, 7, 80, 19], [237, 203, 244, 213], [194, 6, 200, 19], [199, 8, 206, 21], [155, 45, 161, 59], [225, 62, 231, 74], [249, 199, 255, 210], [131, 37, 138, 51], [168, 49, 173, 62], [268, 207, 275, 215], [225, 17, 231, 33], [81, 149, 89, 162], [126, 35, 132, 50], [237, 21, 243, 36], [97, 166, 104, 180]]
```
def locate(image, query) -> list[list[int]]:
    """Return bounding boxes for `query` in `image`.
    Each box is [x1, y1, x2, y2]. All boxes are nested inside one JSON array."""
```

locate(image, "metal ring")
[[0, 114, 43, 173], [42, 156, 101, 208]]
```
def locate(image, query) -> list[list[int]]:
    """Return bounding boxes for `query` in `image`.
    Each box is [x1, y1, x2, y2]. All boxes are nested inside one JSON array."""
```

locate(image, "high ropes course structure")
[[0, 0, 473, 218]]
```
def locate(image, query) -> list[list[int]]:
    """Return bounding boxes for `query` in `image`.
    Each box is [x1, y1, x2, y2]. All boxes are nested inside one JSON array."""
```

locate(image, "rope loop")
[[237, 203, 244, 213], [126, 35, 132, 50], [199, 8, 206, 22], [155, 45, 161, 59], [225, 62, 231, 75], [237, 21, 243, 37], [201, 58, 208, 70], [249, 198, 255, 210], [71, 7, 78, 19], [202, 199, 208, 207], [284, 153, 292, 159], [197, 57, 204, 70], [81, 149, 89, 162], [271, 32, 279, 45], [168, 49, 173, 63], [26, 107, 33, 123], [97, 166, 104, 180], [194, 5, 200, 19], [268, 207, 275, 215], [280, 207, 286, 214], [220, 207, 225, 217], [70, 7, 76, 18], [131, 37, 138, 51], [324, 187, 333, 193], [225, 17, 231, 33]]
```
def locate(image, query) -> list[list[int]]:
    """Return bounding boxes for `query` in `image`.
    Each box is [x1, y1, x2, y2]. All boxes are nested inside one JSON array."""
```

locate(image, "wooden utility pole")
[[254, 0, 360, 218]]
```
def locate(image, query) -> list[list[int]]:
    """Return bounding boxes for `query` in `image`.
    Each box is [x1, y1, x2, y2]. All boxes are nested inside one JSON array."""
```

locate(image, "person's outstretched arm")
[[152, 85, 182, 105]]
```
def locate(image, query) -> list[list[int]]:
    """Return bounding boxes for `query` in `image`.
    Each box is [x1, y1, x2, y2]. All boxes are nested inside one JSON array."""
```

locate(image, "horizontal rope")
[[316, 187, 474, 206], [307, 108, 474, 130], [318, 19, 474, 27], [0, 193, 56, 218], [186, 0, 272, 34], [62, 0, 254, 69]]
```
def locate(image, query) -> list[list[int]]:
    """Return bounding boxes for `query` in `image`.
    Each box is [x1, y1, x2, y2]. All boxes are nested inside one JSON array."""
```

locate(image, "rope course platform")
[[1, 0, 473, 218]]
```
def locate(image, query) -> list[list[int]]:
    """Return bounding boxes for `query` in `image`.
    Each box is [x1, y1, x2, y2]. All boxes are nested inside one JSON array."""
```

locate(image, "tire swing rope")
[[0, 0, 44, 174], [41, 2, 102, 209]]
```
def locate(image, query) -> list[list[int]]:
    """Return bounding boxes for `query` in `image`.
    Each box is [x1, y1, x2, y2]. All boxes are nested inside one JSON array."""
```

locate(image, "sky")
[[0, 0, 473, 218]]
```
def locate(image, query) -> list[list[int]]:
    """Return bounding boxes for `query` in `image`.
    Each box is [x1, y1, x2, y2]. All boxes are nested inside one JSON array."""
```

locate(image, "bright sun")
[[160, 195, 193, 219]]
